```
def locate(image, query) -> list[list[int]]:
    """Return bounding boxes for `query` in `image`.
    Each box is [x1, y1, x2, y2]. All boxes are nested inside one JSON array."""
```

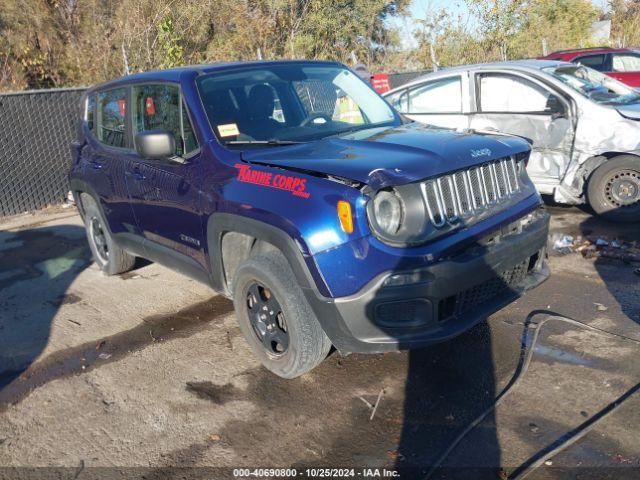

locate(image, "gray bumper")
[[304, 211, 550, 354]]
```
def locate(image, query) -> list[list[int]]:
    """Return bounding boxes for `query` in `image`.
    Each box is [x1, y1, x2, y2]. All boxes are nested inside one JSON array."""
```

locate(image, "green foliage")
[[414, 0, 605, 70], [0, 0, 410, 90], [610, 0, 640, 47], [0, 0, 638, 91], [510, 0, 600, 57], [158, 16, 184, 69]]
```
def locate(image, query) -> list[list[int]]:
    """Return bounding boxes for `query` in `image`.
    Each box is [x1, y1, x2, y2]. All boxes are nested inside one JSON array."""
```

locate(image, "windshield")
[[196, 64, 400, 147], [543, 65, 640, 105]]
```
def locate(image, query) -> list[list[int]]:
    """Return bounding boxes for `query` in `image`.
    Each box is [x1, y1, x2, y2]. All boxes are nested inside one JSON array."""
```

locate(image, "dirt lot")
[[0, 204, 639, 479]]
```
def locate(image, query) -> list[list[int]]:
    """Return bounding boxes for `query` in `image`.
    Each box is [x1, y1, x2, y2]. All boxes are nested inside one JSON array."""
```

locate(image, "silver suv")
[[384, 59, 640, 221]]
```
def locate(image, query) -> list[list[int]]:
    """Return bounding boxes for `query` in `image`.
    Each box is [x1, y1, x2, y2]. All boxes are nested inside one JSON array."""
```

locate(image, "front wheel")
[[587, 156, 640, 222], [232, 251, 332, 378]]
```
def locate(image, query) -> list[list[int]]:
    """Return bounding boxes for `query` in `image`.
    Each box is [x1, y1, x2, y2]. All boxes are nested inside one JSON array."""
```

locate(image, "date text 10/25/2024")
[[233, 468, 400, 478]]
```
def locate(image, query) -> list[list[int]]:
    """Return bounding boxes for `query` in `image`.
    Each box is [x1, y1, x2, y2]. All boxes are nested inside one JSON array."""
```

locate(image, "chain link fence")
[[0, 88, 86, 218]]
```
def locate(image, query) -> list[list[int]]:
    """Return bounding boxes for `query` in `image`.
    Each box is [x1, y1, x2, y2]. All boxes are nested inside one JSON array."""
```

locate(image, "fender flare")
[[206, 213, 330, 298], [574, 152, 640, 193], [69, 179, 104, 224]]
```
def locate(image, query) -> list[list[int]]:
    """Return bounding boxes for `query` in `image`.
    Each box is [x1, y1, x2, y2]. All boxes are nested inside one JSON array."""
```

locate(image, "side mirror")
[[135, 129, 176, 159], [545, 95, 565, 118]]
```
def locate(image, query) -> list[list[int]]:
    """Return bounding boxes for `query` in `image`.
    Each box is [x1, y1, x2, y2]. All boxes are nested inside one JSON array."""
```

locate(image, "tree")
[[609, 0, 640, 47], [511, 0, 601, 57], [466, 0, 524, 60], [0, 0, 410, 91]]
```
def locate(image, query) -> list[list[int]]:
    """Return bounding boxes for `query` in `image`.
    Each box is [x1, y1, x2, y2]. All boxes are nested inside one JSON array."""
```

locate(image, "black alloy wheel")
[[246, 282, 289, 356]]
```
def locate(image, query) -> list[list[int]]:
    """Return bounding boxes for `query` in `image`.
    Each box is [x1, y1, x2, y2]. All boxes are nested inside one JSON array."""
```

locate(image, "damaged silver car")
[[384, 59, 640, 221]]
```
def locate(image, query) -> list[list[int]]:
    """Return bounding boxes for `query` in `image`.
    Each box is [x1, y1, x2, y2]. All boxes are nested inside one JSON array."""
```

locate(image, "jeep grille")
[[420, 156, 522, 228]]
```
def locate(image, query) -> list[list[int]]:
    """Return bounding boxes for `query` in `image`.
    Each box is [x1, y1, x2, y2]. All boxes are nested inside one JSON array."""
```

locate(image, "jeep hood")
[[241, 123, 530, 189]]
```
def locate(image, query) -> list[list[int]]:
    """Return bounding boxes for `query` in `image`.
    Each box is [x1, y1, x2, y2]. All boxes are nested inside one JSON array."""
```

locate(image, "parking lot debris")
[[370, 389, 384, 420], [551, 234, 574, 254], [63, 191, 76, 209], [614, 453, 632, 464], [386, 450, 404, 462], [358, 396, 374, 409], [550, 233, 640, 265], [594, 303, 608, 312]]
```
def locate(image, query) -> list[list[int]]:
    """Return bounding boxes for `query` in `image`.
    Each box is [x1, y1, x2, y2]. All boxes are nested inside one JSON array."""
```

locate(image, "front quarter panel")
[[220, 162, 370, 257], [198, 148, 372, 297], [559, 102, 640, 202]]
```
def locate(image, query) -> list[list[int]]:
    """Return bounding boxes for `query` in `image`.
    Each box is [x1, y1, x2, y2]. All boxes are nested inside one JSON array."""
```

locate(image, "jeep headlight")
[[372, 190, 403, 235], [367, 185, 441, 246]]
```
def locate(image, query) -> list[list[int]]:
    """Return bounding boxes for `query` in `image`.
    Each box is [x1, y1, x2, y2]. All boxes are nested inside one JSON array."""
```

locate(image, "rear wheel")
[[81, 193, 135, 275], [587, 156, 640, 222], [232, 251, 332, 378]]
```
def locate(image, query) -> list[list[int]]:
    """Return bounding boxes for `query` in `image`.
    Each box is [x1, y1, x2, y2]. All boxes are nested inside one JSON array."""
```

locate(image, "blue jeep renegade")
[[70, 60, 550, 378]]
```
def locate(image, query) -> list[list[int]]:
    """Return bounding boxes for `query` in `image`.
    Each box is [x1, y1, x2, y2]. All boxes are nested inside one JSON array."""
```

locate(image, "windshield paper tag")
[[234, 164, 310, 198], [217, 123, 240, 137]]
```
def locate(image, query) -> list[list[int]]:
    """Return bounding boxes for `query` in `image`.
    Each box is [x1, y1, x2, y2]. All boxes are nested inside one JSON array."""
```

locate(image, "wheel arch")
[[69, 179, 105, 226], [574, 152, 640, 194], [206, 213, 330, 298]]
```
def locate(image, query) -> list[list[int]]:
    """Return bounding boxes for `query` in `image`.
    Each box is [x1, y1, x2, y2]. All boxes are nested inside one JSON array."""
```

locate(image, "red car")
[[539, 47, 640, 87]]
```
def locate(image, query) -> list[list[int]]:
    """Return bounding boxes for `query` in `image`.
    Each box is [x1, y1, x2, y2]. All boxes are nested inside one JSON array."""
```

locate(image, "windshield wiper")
[[224, 139, 304, 146], [325, 124, 385, 139]]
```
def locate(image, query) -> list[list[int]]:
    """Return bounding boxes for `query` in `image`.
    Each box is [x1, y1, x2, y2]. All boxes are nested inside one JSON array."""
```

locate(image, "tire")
[[587, 155, 640, 222], [232, 251, 332, 378], [80, 193, 136, 275]]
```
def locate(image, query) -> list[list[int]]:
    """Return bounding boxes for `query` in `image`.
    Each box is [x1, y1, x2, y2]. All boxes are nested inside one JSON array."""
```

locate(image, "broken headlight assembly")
[[366, 155, 535, 247], [367, 186, 437, 246], [371, 190, 403, 235]]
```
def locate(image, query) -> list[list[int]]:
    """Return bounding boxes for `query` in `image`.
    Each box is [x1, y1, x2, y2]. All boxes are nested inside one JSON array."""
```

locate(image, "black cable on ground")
[[424, 310, 640, 480], [510, 380, 640, 479]]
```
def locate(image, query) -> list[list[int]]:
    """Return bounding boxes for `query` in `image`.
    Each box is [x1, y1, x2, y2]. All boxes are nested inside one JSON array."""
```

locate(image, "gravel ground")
[[0, 204, 639, 479]]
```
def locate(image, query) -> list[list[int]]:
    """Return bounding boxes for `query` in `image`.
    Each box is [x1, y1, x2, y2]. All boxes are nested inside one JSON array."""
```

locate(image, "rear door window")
[[612, 53, 640, 72], [132, 83, 198, 156], [407, 77, 462, 113], [574, 54, 607, 72], [96, 88, 127, 148]]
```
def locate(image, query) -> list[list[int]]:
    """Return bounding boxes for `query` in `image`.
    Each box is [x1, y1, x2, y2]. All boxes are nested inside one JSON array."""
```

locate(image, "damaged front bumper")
[[304, 210, 550, 354]]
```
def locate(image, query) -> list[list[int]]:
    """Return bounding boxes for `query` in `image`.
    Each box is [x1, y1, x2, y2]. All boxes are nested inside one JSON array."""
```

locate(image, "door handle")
[[125, 170, 146, 181], [131, 165, 146, 181]]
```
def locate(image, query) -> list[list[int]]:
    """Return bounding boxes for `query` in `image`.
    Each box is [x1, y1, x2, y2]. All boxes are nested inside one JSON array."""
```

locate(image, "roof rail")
[[549, 46, 612, 55]]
